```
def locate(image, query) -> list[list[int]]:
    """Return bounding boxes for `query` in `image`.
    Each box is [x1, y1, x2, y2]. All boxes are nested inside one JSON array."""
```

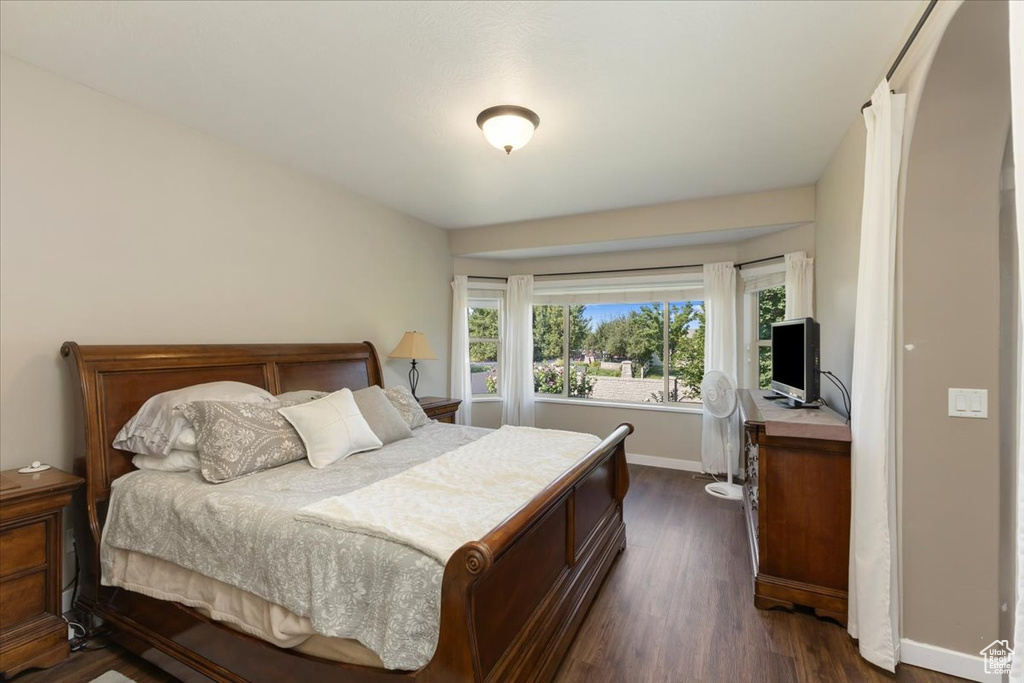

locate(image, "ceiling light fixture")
[[476, 105, 540, 155]]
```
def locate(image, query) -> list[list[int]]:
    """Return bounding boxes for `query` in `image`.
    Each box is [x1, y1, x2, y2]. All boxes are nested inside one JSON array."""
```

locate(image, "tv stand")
[[763, 394, 820, 409], [738, 389, 851, 625], [779, 398, 820, 410]]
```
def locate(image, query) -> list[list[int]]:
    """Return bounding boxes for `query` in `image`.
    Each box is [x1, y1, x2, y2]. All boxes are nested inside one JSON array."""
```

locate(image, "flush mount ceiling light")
[[476, 105, 540, 155]]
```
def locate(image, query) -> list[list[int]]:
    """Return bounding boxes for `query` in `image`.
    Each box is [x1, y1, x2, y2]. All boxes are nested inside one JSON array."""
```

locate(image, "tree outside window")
[[756, 286, 786, 389]]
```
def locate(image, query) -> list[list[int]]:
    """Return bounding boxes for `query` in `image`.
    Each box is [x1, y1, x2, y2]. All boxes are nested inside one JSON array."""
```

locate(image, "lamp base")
[[408, 359, 419, 400]]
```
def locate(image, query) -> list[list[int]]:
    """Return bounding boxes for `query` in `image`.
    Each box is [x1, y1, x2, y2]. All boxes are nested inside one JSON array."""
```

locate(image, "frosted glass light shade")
[[476, 105, 540, 155]]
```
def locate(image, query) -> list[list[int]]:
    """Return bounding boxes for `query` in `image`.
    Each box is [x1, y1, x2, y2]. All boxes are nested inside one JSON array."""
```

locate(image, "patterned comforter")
[[100, 422, 491, 670]]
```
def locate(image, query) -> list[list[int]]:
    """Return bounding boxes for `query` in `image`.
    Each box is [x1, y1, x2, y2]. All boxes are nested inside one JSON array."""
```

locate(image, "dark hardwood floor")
[[13, 465, 960, 683]]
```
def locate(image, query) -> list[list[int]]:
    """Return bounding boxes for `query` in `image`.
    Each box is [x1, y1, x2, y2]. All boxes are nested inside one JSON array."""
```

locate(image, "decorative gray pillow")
[[178, 399, 309, 484], [383, 386, 432, 430], [353, 386, 414, 445], [113, 381, 276, 456]]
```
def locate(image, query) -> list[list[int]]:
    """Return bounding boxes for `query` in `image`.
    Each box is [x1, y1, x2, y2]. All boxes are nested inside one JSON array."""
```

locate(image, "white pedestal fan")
[[701, 370, 743, 500]]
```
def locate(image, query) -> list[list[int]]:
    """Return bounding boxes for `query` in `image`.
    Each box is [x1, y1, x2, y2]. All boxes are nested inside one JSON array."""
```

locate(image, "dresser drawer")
[[0, 522, 47, 578], [0, 570, 47, 630]]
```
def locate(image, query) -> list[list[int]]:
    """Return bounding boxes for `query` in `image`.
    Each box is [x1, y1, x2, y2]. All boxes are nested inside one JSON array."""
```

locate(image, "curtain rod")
[[466, 254, 785, 282], [860, 0, 937, 112]]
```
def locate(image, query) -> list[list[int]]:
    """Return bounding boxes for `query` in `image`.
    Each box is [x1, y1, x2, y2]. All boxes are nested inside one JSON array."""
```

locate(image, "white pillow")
[[277, 388, 382, 469], [173, 428, 198, 452], [132, 450, 201, 472], [113, 381, 275, 457]]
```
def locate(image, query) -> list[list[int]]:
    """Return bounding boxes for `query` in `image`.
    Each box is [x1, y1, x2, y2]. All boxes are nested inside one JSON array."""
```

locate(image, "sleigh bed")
[[62, 341, 632, 682]]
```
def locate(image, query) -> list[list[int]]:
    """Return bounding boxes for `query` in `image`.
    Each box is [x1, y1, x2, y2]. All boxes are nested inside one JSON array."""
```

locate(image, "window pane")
[[667, 301, 705, 403], [468, 305, 499, 395], [468, 306, 499, 340], [568, 305, 596, 398], [569, 302, 664, 404], [469, 343, 498, 395], [758, 345, 772, 390], [533, 305, 564, 395], [757, 286, 786, 340]]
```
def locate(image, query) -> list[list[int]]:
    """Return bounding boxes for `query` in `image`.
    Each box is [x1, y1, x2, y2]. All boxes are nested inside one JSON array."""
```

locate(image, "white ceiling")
[[0, 1, 919, 229], [466, 222, 805, 260]]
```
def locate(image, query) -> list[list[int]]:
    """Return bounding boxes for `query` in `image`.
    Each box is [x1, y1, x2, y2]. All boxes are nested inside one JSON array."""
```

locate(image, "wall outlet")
[[948, 388, 988, 418]]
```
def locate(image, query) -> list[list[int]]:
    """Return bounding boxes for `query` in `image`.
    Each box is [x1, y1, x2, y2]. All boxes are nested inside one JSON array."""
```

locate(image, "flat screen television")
[[770, 317, 820, 406]]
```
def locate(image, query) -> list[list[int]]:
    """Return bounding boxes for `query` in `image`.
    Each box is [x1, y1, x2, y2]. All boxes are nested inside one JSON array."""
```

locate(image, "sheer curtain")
[[784, 251, 814, 319], [1009, 3, 1024, 680], [848, 81, 906, 673], [701, 262, 739, 474], [449, 276, 473, 427], [500, 275, 535, 427]]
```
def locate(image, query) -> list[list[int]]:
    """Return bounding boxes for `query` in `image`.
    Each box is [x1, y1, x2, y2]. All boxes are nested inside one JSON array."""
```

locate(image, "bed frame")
[[61, 341, 632, 682]]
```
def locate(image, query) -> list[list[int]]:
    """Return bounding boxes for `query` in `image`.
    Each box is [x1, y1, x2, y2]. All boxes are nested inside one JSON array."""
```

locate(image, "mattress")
[[100, 422, 491, 670], [106, 547, 383, 667]]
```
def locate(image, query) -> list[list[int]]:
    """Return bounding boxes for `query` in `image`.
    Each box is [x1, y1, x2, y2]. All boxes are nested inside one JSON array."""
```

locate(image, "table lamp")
[[388, 331, 437, 400]]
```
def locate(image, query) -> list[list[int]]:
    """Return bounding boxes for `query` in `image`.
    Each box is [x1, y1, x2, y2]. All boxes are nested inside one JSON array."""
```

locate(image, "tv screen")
[[770, 318, 820, 404], [772, 323, 806, 391]]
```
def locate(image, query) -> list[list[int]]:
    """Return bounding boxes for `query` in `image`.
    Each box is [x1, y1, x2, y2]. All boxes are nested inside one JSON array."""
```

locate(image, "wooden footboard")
[[423, 423, 631, 682], [62, 342, 632, 683]]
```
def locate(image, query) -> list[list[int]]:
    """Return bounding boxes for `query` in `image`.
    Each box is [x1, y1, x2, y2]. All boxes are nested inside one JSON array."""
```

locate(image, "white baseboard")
[[626, 452, 703, 473], [900, 639, 1003, 682]]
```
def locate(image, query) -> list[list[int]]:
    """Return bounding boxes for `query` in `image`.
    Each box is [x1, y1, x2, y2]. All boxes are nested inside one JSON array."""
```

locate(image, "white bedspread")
[[295, 426, 600, 563]]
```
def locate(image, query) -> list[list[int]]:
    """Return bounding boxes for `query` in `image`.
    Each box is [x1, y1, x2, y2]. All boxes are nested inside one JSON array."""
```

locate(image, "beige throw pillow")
[[353, 386, 414, 445], [278, 389, 383, 469]]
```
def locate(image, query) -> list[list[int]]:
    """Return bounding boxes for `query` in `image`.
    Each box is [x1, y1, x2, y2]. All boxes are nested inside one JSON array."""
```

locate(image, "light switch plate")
[[948, 388, 987, 418]]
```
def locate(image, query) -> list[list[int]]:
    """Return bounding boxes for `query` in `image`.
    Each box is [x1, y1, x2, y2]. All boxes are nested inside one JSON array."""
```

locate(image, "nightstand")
[[0, 467, 83, 678], [418, 396, 462, 424]]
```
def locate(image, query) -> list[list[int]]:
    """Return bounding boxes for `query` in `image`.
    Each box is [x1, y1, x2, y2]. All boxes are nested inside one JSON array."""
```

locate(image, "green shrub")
[[533, 364, 596, 398]]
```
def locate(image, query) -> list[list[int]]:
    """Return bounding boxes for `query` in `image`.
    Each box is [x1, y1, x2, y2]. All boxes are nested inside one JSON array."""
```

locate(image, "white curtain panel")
[[500, 275, 535, 427], [848, 81, 906, 673], [784, 251, 814, 319], [449, 276, 473, 427], [701, 262, 740, 474], [1009, 3, 1024, 680]]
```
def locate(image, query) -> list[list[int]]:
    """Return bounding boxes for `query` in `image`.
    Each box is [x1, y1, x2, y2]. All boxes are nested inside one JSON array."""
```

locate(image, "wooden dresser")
[[418, 396, 462, 424], [0, 467, 83, 678], [738, 389, 851, 625]]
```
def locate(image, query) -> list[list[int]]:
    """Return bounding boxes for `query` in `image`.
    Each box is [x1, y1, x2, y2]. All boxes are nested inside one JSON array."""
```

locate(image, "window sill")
[[472, 395, 704, 415], [534, 396, 704, 415]]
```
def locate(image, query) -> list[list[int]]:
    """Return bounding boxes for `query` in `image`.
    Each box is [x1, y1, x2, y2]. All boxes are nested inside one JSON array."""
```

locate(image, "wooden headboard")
[[60, 341, 384, 545]]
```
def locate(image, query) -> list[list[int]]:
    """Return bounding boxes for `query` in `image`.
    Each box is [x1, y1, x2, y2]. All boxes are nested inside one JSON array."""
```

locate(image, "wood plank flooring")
[[12, 465, 960, 683]]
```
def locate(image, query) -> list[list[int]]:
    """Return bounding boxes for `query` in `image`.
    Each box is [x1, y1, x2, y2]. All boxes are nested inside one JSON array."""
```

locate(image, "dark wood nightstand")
[[418, 396, 462, 424], [0, 467, 83, 678]]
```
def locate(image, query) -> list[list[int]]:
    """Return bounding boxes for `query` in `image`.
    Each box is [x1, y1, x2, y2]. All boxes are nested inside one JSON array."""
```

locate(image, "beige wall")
[[814, 121, 866, 410], [449, 185, 815, 257], [900, 0, 1009, 654], [455, 222, 815, 463], [997, 131, 1017, 649], [0, 56, 453, 473], [813, 0, 1012, 657]]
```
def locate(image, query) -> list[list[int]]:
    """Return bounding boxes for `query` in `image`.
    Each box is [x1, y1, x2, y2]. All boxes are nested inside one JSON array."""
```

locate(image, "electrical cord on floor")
[[820, 370, 852, 422]]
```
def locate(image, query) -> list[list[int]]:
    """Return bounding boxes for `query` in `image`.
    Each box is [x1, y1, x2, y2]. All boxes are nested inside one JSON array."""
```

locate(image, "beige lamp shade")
[[389, 331, 437, 360]]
